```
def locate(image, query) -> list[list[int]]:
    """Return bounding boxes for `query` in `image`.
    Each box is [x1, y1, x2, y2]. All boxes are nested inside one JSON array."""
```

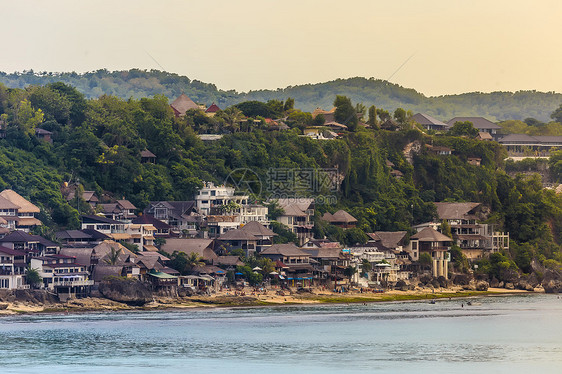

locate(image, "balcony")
[[54, 279, 94, 287]]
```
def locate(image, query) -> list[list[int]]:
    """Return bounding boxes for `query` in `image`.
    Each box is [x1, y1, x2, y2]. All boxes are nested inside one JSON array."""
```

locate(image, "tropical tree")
[[104, 247, 122, 265], [393, 107, 407, 124], [26, 266, 42, 289], [551, 103, 562, 123], [367, 105, 377, 127], [217, 106, 245, 132], [448, 121, 478, 137], [185, 252, 205, 273], [334, 95, 358, 131]]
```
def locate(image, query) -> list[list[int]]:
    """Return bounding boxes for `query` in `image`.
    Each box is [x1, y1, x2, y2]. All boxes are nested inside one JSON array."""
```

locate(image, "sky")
[[1, 0, 561, 96]]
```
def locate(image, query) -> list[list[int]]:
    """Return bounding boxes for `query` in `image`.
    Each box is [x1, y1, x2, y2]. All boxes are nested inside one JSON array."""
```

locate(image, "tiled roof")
[[219, 228, 258, 241], [411, 227, 452, 242], [411, 113, 450, 128], [261, 244, 310, 257], [446, 117, 501, 130], [117, 199, 137, 210], [131, 215, 171, 229], [205, 103, 221, 113], [240, 221, 276, 237]]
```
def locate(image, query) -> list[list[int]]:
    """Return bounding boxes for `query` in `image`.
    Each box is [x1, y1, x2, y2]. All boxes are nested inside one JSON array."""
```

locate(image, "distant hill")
[[1, 69, 560, 122]]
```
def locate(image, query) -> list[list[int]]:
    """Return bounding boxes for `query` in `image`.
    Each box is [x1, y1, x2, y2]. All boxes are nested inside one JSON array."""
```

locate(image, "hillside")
[[1, 80, 562, 282], [1, 70, 560, 122]]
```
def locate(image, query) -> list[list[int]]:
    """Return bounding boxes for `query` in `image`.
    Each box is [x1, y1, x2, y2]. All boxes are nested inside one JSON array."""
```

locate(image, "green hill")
[[1, 70, 560, 122]]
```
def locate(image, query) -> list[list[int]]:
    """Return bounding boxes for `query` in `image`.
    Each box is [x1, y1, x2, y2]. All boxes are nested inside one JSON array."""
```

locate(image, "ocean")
[[1, 294, 561, 373]]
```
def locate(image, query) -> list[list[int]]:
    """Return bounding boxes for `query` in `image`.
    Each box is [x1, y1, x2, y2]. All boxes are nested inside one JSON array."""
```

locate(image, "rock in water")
[[99, 278, 153, 306], [543, 280, 562, 294]]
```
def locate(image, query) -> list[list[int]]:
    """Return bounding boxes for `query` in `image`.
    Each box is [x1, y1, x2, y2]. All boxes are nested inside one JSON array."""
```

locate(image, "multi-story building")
[[31, 254, 93, 300], [275, 198, 315, 246], [195, 182, 249, 216], [0, 246, 27, 290], [421, 202, 510, 260]]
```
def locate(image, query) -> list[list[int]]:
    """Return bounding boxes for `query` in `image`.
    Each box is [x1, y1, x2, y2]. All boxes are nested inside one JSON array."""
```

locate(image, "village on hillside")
[[7, 92, 562, 303], [1, 178, 510, 301]]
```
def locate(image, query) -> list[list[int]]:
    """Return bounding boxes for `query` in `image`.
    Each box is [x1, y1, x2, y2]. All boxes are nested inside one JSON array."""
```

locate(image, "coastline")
[[0, 286, 539, 316]]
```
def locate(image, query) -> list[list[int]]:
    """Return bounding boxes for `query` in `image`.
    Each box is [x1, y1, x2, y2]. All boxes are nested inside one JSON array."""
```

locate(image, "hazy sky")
[[1, 0, 561, 96]]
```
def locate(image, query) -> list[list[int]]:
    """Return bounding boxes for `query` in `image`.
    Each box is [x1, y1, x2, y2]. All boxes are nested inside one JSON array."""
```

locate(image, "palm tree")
[[26, 266, 42, 289], [104, 247, 122, 265], [185, 252, 205, 274], [218, 107, 244, 133]]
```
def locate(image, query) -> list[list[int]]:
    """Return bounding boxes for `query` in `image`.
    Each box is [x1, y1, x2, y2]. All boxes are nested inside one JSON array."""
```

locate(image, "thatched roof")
[[92, 265, 123, 282], [0, 189, 39, 213], [372, 231, 407, 249], [59, 247, 94, 267], [170, 94, 199, 116], [434, 202, 481, 220], [160, 239, 217, 261]]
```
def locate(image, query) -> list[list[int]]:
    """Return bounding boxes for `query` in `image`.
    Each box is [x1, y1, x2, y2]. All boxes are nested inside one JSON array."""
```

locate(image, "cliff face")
[[98, 278, 153, 306], [0, 289, 59, 304]]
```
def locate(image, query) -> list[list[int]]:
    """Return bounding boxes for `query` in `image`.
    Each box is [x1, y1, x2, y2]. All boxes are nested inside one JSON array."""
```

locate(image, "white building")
[[0, 246, 27, 289], [195, 182, 248, 216]]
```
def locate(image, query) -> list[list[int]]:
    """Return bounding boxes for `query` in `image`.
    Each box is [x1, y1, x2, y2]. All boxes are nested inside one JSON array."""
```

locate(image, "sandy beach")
[[0, 286, 538, 316]]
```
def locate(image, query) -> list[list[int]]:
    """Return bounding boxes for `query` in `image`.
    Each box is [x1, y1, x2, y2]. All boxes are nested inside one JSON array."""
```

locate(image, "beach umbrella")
[[252, 266, 262, 271], [269, 271, 279, 275]]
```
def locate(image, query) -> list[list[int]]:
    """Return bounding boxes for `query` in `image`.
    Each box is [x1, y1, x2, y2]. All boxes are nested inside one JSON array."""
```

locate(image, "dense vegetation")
[[1, 70, 561, 122], [1, 78, 562, 279]]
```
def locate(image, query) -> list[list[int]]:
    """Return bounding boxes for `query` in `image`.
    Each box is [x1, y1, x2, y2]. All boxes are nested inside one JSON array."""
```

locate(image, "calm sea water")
[[1, 294, 561, 374]]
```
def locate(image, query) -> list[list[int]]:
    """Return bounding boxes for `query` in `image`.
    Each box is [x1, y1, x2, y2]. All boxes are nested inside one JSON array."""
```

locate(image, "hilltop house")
[[205, 103, 221, 117], [411, 113, 450, 131], [446, 117, 501, 138], [170, 94, 200, 117], [195, 182, 249, 216], [35, 128, 53, 143], [498, 134, 562, 155], [312, 107, 336, 123], [99, 199, 137, 222], [321, 210, 358, 228], [159, 238, 218, 264]]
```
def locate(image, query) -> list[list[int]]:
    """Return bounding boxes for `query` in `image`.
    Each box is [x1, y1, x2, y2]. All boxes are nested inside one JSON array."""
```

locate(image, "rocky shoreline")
[[0, 285, 542, 316]]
